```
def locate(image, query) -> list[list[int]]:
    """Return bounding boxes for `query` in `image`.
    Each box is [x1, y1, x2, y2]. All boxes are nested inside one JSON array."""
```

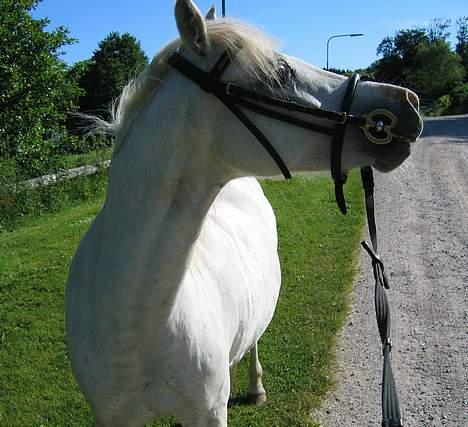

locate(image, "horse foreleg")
[[179, 366, 230, 427], [247, 342, 267, 406], [179, 397, 228, 427]]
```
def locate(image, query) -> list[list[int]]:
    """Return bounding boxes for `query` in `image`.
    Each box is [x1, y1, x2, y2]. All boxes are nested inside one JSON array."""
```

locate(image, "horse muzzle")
[[361, 90, 423, 146]]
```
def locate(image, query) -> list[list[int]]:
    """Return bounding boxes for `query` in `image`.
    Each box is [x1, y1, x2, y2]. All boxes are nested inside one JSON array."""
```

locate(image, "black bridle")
[[167, 49, 398, 214], [167, 48, 404, 427]]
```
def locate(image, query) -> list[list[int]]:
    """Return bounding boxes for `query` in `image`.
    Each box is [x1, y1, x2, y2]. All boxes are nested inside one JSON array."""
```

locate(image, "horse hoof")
[[247, 392, 267, 406]]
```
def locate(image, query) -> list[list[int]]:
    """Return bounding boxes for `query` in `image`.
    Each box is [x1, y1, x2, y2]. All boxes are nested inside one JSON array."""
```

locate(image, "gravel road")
[[315, 115, 468, 427]]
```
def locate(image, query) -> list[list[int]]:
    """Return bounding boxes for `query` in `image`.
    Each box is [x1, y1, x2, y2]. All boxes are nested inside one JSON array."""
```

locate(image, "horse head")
[[169, 0, 422, 180]]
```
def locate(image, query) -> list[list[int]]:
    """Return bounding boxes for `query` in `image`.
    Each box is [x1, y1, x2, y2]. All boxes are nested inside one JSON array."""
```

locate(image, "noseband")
[[167, 49, 398, 214]]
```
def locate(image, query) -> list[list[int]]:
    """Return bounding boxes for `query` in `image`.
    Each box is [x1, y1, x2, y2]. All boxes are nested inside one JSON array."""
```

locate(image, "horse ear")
[[206, 5, 216, 21], [174, 0, 210, 55]]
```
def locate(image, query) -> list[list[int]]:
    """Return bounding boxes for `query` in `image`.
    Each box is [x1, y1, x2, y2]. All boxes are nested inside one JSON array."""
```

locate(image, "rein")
[[167, 49, 403, 427], [361, 167, 403, 427]]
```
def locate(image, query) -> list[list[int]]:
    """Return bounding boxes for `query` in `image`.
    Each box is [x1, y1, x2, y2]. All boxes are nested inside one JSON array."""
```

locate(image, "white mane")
[[96, 19, 282, 149]]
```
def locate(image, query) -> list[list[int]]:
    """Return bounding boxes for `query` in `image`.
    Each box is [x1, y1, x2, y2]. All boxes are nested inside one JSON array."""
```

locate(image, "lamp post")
[[222, 0, 226, 17], [326, 33, 364, 70]]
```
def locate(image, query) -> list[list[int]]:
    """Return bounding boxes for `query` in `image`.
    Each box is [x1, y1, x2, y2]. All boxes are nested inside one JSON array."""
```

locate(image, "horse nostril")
[[406, 90, 420, 112]]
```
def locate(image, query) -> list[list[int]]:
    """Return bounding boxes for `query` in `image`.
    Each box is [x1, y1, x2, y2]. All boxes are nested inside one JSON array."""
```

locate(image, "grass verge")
[[0, 173, 364, 426]]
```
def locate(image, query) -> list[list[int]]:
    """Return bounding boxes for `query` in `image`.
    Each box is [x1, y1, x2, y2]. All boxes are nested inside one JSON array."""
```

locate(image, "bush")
[[57, 134, 113, 155], [447, 83, 468, 114], [423, 94, 452, 116], [423, 83, 468, 116], [14, 137, 62, 179], [0, 159, 109, 232]]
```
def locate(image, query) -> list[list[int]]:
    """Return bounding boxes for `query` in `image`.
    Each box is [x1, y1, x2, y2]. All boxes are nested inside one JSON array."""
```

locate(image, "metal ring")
[[361, 109, 398, 145], [225, 82, 234, 96]]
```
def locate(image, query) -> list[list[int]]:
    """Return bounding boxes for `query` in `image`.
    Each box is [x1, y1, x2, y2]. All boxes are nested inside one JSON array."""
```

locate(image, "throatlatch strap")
[[217, 95, 292, 179], [360, 166, 403, 427], [167, 51, 292, 179]]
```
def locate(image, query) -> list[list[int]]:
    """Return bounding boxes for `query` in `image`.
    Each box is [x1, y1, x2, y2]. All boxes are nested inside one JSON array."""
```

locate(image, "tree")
[[325, 67, 353, 77], [373, 28, 429, 85], [382, 28, 429, 60], [0, 0, 80, 175], [405, 40, 465, 99], [456, 17, 468, 80], [75, 32, 148, 122], [426, 18, 451, 43]]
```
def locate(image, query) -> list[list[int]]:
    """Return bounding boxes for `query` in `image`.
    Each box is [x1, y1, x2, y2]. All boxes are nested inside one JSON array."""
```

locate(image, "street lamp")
[[222, 0, 226, 17], [326, 33, 364, 70]]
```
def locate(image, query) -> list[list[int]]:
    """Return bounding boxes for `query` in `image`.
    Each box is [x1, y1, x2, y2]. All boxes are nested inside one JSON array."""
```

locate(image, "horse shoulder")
[[179, 178, 281, 364]]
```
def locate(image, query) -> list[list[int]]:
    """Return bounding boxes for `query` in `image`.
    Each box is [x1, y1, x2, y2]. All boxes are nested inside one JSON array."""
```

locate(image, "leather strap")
[[168, 52, 292, 179], [361, 167, 403, 427], [225, 83, 365, 126], [210, 51, 232, 78], [217, 94, 292, 179], [331, 73, 360, 215]]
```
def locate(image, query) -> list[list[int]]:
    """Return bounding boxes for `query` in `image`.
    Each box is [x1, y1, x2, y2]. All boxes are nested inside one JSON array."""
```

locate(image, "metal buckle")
[[337, 113, 348, 125], [361, 109, 397, 145], [383, 338, 393, 355], [226, 82, 235, 96]]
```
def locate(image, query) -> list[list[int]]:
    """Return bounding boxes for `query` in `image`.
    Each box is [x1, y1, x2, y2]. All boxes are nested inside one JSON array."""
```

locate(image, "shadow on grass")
[[228, 394, 251, 408]]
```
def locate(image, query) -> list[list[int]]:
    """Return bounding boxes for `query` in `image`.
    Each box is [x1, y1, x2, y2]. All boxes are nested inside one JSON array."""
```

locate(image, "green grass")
[[0, 174, 364, 426], [58, 148, 113, 170]]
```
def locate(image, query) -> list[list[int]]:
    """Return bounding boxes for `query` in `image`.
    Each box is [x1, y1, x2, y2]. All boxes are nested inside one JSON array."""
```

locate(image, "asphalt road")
[[315, 115, 468, 426]]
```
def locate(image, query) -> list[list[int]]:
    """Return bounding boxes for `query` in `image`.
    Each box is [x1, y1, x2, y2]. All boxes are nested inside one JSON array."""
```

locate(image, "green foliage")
[[447, 83, 468, 114], [424, 94, 452, 116], [0, 159, 109, 231], [419, 83, 468, 116], [366, 18, 468, 115], [406, 40, 465, 100], [456, 17, 468, 80], [59, 146, 113, 168], [326, 67, 354, 77], [426, 18, 451, 43], [74, 32, 148, 121], [377, 28, 429, 61], [0, 0, 80, 174], [373, 28, 429, 84]]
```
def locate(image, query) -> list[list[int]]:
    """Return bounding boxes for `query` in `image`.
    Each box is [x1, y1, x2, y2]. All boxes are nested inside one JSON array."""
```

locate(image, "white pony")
[[66, 1, 422, 426]]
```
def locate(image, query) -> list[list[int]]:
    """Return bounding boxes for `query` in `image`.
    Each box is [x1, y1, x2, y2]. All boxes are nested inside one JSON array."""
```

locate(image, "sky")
[[32, 0, 467, 70]]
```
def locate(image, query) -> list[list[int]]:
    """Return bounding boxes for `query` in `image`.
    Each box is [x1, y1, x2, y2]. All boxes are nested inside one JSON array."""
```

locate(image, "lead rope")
[[360, 166, 403, 427]]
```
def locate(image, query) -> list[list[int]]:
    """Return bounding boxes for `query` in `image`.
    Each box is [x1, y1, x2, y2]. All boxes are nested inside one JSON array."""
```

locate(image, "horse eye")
[[277, 59, 296, 84]]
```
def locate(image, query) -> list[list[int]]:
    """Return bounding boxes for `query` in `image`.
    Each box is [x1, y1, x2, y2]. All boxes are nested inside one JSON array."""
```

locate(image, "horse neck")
[[99, 115, 228, 303]]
